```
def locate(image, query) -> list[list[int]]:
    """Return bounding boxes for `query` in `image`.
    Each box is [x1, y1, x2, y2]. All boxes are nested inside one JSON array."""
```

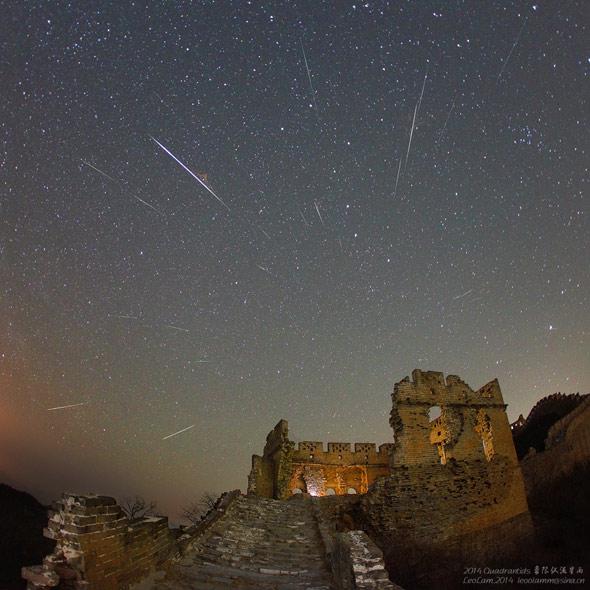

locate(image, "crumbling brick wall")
[[22, 494, 176, 590], [23, 490, 243, 590], [248, 419, 294, 499]]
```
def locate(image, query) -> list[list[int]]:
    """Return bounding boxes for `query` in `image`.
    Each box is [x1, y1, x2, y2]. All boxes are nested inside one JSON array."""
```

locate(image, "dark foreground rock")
[[0, 484, 55, 590]]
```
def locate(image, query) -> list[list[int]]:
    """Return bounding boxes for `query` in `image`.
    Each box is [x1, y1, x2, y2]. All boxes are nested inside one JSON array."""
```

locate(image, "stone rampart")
[[22, 491, 241, 590], [248, 422, 393, 498], [520, 395, 590, 492]]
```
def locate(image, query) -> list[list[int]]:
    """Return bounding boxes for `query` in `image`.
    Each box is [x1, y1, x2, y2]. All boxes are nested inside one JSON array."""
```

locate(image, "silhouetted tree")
[[121, 496, 158, 520], [182, 492, 218, 524]]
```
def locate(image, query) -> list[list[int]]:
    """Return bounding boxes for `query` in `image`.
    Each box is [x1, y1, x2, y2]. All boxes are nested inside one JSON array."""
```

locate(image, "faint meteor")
[[314, 200, 324, 226], [165, 324, 190, 333], [132, 194, 162, 214], [111, 314, 139, 320], [497, 17, 528, 83], [81, 160, 117, 183], [405, 68, 428, 169], [438, 94, 457, 143], [298, 206, 310, 227], [393, 158, 402, 198], [300, 39, 320, 120], [149, 136, 231, 212], [162, 424, 195, 440], [453, 289, 473, 300], [256, 264, 271, 274], [47, 402, 88, 411], [195, 359, 210, 363], [82, 159, 162, 214], [417, 69, 428, 115]]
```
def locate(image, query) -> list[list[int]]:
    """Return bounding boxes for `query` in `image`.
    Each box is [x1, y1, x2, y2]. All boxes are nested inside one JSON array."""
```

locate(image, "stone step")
[[192, 556, 325, 572], [165, 561, 332, 589], [200, 540, 325, 557], [145, 495, 335, 589]]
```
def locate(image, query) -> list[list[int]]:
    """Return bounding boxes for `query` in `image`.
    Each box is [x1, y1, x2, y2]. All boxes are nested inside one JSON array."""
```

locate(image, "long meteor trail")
[[81, 159, 162, 214], [405, 100, 419, 168], [405, 67, 428, 170], [47, 402, 89, 411], [162, 424, 195, 440], [497, 17, 528, 83], [81, 160, 117, 183], [149, 136, 231, 212]]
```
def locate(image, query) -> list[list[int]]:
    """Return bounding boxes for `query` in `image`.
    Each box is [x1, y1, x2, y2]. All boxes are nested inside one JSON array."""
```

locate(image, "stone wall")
[[512, 392, 588, 459], [247, 419, 295, 499], [311, 496, 400, 589], [22, 490, 241, 590], [331, 531, 401, 590], [520, 395, 590, 492], [248, 420, 392, 498], [22, 494, 175, 590], [289, 442, 393, 495]]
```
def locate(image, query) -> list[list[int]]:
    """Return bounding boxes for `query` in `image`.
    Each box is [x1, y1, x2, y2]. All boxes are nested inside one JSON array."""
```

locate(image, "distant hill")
[[0, 484, 55, 589], [512, 393, 588, 459]]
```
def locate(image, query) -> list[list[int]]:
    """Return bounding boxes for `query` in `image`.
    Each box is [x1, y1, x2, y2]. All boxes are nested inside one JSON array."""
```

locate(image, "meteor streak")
[[404, 67, 428, 169], [497, 17, 528, 83], [314, 200, 324, 226], [417, 69, 428, 114], [47, 402, 88, 411], [438, 94, 457, 143], [165, 324, 190, 333], [301, 39, 320, 120], [299, 206, 310, 227], [82, 160, 162, 214], [133, 195, 162, 214], [453, 289, 473, 300], [81, 160, 117, 183], [149, 136, 231, 212], [393, 158, 402, 198], [405, 100, 419, 168], [162, 424, 195, 440]]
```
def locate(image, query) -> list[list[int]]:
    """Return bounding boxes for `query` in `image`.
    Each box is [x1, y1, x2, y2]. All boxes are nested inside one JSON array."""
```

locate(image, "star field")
[[1, 1, 588, 520]]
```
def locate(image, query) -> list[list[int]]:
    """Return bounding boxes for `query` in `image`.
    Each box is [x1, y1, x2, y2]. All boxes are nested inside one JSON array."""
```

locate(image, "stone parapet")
[[332, 531, 402, 590], [23, 494, 176, 590]]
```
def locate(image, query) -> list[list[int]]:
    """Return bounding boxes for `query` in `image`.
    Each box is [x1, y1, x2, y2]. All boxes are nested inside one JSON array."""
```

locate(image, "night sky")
[[1, 1, 588, 521]]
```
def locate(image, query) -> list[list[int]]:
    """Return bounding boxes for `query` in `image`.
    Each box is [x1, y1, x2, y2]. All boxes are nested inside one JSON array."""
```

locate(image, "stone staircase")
[[147, 495, 335, 589]]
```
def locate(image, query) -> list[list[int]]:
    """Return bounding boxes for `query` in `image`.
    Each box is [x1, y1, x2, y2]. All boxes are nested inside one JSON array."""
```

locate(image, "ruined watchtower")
[[389, 369, 518, 467], [362, 370, 532, 577]]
